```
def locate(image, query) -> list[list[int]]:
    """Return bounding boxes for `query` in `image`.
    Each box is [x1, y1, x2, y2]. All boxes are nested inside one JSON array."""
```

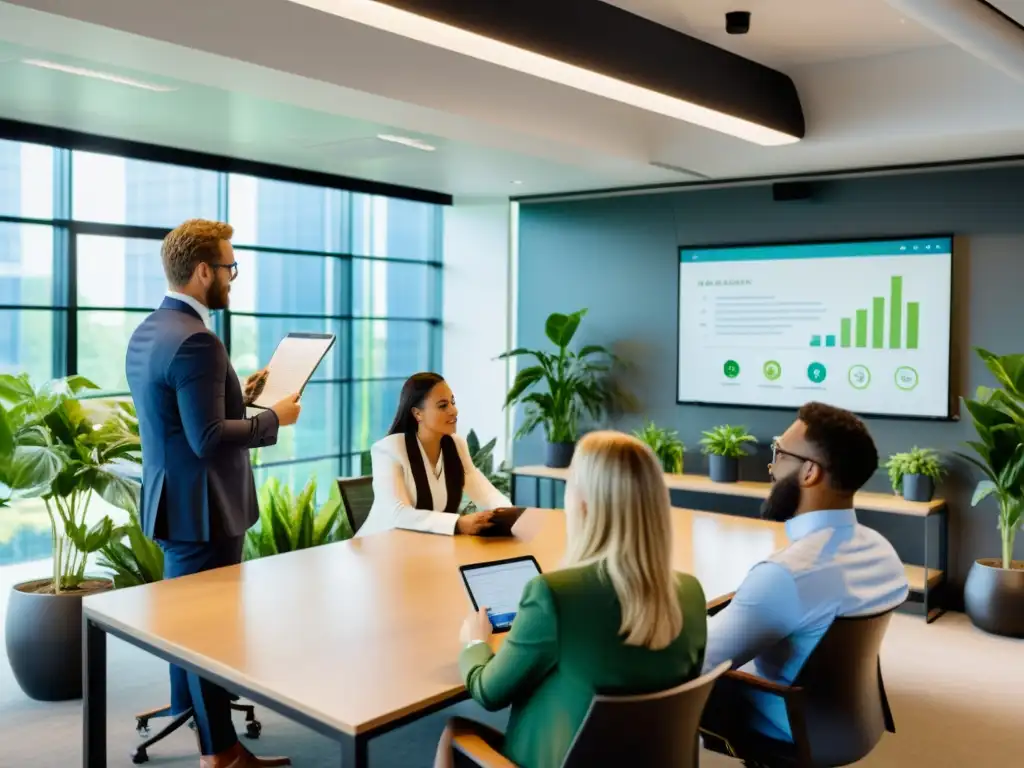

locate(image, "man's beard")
[[205, 281, 229, 311], [760, 472, 801, 522]]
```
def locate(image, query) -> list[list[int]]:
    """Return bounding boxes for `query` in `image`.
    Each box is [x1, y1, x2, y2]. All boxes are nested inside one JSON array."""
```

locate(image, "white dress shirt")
[[358, 432, 511, 537], [165, 291, 211, 328]]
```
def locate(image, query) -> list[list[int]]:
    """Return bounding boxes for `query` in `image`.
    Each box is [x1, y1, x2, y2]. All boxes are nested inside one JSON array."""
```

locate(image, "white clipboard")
[[251, 332, 336, 409]]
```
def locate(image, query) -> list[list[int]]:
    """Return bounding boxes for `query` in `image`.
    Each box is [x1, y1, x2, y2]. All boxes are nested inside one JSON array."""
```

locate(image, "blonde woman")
[[436, 431, 708, 768]]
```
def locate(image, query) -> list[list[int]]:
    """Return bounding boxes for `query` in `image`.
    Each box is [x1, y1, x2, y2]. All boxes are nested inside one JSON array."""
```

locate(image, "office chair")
[[338, 476, 374, 536], [130, 696, 261, 764], [702, 610, 897, 767], [448, 661, 731, 767]]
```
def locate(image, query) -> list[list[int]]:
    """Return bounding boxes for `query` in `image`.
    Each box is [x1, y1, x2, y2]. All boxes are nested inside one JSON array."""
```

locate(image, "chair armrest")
[[706, 592, 735, 616], [452, 729, 518, 768], [722, 671, 813, 767], [723, 670, 800, 698]]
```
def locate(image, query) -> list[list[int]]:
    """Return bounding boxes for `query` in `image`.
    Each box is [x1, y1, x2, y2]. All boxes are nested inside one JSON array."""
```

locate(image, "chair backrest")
[[561, 661, 730, 768], [337, 476, 374, 535], [792, 610, 895, 766]]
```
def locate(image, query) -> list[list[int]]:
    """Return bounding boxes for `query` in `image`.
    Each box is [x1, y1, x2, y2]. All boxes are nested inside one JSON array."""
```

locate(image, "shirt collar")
[[785, 508, 857, 541], [165, 291, 211, 328]]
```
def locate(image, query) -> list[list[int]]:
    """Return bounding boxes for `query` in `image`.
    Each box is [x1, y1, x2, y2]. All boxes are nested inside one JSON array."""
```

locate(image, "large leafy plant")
[[634, 421, 685, 474], [243, 476, 349, 560], [0, 374, 142, 593], [699, 424, 757, 459], [958, 348, 1024, 569], [461, 429, 511, 513], [500, 309, 618, 444]]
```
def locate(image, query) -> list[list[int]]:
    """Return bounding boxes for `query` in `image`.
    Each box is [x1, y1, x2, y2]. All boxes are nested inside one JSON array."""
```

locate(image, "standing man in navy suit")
[[126, 219, 301, 768]]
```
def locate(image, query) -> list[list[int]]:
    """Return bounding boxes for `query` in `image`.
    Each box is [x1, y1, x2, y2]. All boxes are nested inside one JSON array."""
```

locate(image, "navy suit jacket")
[[125, 297, 279, 542]]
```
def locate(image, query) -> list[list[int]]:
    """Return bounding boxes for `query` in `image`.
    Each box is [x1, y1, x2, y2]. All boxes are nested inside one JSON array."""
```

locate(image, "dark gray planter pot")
[[902, 474, 934, 502], [545, 441, 575, 469], [708, 454, 739, 483], [5, 578, 112, 701], [964, 559, 1024, 638]]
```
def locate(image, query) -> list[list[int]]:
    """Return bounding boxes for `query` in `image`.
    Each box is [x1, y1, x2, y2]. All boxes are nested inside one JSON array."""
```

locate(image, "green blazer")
[[459, 564, 708, 768]]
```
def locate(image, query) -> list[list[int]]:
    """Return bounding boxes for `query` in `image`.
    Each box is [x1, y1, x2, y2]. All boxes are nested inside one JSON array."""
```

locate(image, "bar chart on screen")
[[677, 237, 953, 418]]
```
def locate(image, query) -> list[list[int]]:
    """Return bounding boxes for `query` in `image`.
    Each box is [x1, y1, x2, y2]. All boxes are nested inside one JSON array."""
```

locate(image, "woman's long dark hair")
[[388, 372, 464, 512]]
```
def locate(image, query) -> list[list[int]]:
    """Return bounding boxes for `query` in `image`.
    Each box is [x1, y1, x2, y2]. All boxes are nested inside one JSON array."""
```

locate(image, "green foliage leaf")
[[0, 403, 13, 461], [972, 480, 999, 507], [634, 420, 685, 474], [544, 310, 586, 348], [699, 425, 757, 459]]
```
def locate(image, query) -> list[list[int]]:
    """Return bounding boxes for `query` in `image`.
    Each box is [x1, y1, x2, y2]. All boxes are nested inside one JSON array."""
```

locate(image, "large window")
[[0, 138, 443, 521]]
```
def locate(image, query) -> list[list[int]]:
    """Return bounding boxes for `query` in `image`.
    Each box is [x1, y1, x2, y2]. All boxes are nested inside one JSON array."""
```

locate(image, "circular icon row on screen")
[[723, 360, 919, 391], [723, 359, 827, 384]]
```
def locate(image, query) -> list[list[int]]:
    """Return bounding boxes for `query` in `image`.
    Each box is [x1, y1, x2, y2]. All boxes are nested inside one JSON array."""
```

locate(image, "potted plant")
[[634, 421, 685, 474], [885, 447, 945, 502], [243, 476, 348, 559], [461, 429, 511, 513], [699, 425, 756, 483], [500, 309, 619, 468], [0, 374, 141, 700], [956, 348, 1024, 637]]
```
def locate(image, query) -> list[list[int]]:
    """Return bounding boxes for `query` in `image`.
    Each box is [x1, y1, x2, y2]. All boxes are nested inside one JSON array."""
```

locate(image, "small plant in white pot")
[[885, 447, 944, 502], [699, 425, 756, 483]]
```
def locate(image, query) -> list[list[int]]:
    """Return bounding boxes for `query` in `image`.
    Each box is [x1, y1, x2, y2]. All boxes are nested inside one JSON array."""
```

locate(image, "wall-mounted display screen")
[[677, 236, 953, 418]]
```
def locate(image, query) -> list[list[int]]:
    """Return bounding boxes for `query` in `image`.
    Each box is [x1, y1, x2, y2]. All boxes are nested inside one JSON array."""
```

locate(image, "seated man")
[[701, 401, 909, 746]]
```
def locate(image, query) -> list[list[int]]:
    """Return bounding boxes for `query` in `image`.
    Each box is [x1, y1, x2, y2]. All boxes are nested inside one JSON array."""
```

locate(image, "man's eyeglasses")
[[211, 262, 239, 281], [770, 439, 825, 469]]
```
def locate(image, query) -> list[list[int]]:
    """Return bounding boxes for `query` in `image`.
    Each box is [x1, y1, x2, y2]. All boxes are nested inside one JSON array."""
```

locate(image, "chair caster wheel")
[[245, 720, 262, 739], [135, 718, 150, 737], [189, 719, 198, 731], [131, 747, 149, 764]]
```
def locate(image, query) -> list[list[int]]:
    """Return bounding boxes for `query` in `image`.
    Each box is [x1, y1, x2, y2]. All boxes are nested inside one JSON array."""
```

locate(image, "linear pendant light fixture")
[[290, 0, 805, 146]]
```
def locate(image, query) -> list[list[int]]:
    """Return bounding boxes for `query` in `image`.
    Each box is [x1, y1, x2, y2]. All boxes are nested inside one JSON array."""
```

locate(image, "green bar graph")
[[826, 276, 920, 351], [810, 335, 821, 347], [907, 302, 920, 349], [889, 276, 902, 349], [872, 297, 884, 348]]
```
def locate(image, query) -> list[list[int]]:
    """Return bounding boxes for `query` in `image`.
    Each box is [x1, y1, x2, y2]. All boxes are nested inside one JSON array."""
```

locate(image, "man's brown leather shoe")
[[199, 741, 291, 767]]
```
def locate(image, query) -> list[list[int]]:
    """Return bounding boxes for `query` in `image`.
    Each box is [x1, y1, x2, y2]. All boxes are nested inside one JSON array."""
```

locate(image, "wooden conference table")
[[82, 507, 789, 767]]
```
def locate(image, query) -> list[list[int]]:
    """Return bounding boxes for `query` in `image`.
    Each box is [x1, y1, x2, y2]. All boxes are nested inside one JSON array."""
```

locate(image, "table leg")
[[83, 615, 107, 768], [340, 734, 368, 767]]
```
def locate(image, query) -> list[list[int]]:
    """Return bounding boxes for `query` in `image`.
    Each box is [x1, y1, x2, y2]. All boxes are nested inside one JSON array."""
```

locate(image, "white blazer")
[[358, 432, 511, 537]]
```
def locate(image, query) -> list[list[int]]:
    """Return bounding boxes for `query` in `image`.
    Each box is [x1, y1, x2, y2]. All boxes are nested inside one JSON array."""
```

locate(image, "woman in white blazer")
[[358, 372, 510, 537]]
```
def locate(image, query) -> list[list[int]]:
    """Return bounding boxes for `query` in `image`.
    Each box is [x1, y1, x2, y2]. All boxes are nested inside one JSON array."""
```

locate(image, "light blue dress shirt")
[[702, 508, 909, 742]]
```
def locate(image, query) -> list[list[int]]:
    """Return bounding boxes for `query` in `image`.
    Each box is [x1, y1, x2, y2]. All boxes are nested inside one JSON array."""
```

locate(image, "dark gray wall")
[[515, 166, 1024, 603]]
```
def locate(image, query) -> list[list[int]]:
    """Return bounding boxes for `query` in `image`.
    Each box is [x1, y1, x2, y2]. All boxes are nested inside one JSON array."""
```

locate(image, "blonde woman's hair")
[[564, 430, 682, 650]]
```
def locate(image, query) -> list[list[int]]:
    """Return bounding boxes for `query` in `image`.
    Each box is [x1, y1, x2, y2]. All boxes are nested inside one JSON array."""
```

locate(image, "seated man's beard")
[[760, 473, 802, 522]]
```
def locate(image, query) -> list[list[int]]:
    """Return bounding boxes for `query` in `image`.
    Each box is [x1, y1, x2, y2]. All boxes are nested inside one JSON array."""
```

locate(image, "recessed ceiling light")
[[21, 59, 178, 92], [511, 180, 524, 185], [376, 133, 436, 151], [291, 0, 799, 146]]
